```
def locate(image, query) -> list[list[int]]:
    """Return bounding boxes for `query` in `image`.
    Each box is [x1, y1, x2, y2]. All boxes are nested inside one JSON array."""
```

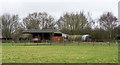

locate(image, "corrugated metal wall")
[[52, 36, 64, 43]]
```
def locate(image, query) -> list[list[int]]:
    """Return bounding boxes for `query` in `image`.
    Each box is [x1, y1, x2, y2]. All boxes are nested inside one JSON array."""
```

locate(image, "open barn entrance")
[[32, 33, 50, 40], [22, 29, 65, 43], [54, 33, 62, 36]]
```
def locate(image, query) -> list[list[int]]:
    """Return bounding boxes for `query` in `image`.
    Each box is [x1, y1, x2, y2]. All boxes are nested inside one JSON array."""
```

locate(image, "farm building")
[[22, 29, 67, 43], [81, 35, 92, 42]]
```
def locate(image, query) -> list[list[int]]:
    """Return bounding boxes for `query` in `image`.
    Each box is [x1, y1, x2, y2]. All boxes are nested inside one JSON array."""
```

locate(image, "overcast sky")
[[0, 0, 119, 20]]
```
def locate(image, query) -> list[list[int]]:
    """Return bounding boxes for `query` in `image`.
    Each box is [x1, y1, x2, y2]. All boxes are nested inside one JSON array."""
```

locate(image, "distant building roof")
[[22, 29, 62, 34]]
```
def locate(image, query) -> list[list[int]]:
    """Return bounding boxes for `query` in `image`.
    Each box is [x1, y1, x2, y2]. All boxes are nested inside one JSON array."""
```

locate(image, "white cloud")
[[0, 0, 119, 19], [0, 0, 119, 3]]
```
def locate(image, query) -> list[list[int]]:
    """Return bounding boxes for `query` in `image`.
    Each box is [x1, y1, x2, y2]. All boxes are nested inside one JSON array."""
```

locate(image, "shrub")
[[68, 35, 82, 42]]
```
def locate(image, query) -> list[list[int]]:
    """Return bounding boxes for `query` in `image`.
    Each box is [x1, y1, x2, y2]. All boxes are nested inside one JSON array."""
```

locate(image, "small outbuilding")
[[22, 29, 65, 43], [81, 34, 92, 42]]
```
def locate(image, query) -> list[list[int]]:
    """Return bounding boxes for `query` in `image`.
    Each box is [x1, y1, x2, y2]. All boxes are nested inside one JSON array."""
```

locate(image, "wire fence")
[[2, 41, 118, 46]]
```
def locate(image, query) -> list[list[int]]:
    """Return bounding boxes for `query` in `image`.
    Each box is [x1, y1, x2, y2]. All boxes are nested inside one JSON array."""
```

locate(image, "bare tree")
[[1, 14, 24, 39], [86, 12, 95, 29], [23, 12, 56, 30], [99, 12, 118, 40], [57, 12, 91, 34]]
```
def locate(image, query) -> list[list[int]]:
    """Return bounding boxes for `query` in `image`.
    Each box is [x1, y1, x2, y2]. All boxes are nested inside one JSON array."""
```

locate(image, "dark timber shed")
[[22, 29, 64, 43]]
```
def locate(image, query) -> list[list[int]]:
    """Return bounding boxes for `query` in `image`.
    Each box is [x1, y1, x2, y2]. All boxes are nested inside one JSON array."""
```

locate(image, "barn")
[[22, 29, 66, 43]]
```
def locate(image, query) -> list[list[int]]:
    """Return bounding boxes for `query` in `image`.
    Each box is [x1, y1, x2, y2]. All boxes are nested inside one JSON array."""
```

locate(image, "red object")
[[52, 36, 64, 43], [43, 38, 45, 40], [31, 38, 41, 43]]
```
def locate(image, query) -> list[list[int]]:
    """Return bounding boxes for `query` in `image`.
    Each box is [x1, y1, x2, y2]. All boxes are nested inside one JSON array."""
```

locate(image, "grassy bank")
[[2, 42, 118, 63]]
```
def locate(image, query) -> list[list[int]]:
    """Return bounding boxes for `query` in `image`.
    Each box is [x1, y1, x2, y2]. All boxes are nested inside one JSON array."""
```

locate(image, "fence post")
[[78, 42, 79, 45], [108, 40, 111, 46], [64, 42, 65, 46], [50, 42, 52, 46], [118, 40, 120, 47], [109, 42, 110, 46], [93, 42, 94, 46], [37, 43, 38, 46]]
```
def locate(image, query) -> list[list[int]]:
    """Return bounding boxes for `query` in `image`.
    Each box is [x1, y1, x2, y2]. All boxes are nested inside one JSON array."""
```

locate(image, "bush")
[[68, 35, 82, 42]]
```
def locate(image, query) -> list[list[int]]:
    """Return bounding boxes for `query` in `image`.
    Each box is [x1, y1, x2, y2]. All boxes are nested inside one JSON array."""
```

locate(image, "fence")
[[2, 40, 118, 46]]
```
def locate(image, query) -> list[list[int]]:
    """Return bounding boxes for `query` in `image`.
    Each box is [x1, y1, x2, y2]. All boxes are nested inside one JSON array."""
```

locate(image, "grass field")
[[2, 43, 50, 46], [2, 42, 118, 63]]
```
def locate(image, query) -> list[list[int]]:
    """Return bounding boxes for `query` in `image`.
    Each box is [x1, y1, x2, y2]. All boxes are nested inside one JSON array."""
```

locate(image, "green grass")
[[2, 43, 50, 46], [2, 42, 118, 63]]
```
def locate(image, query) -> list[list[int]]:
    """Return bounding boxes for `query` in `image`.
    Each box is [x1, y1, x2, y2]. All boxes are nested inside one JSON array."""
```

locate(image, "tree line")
[[0, 11, 119, 41]]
